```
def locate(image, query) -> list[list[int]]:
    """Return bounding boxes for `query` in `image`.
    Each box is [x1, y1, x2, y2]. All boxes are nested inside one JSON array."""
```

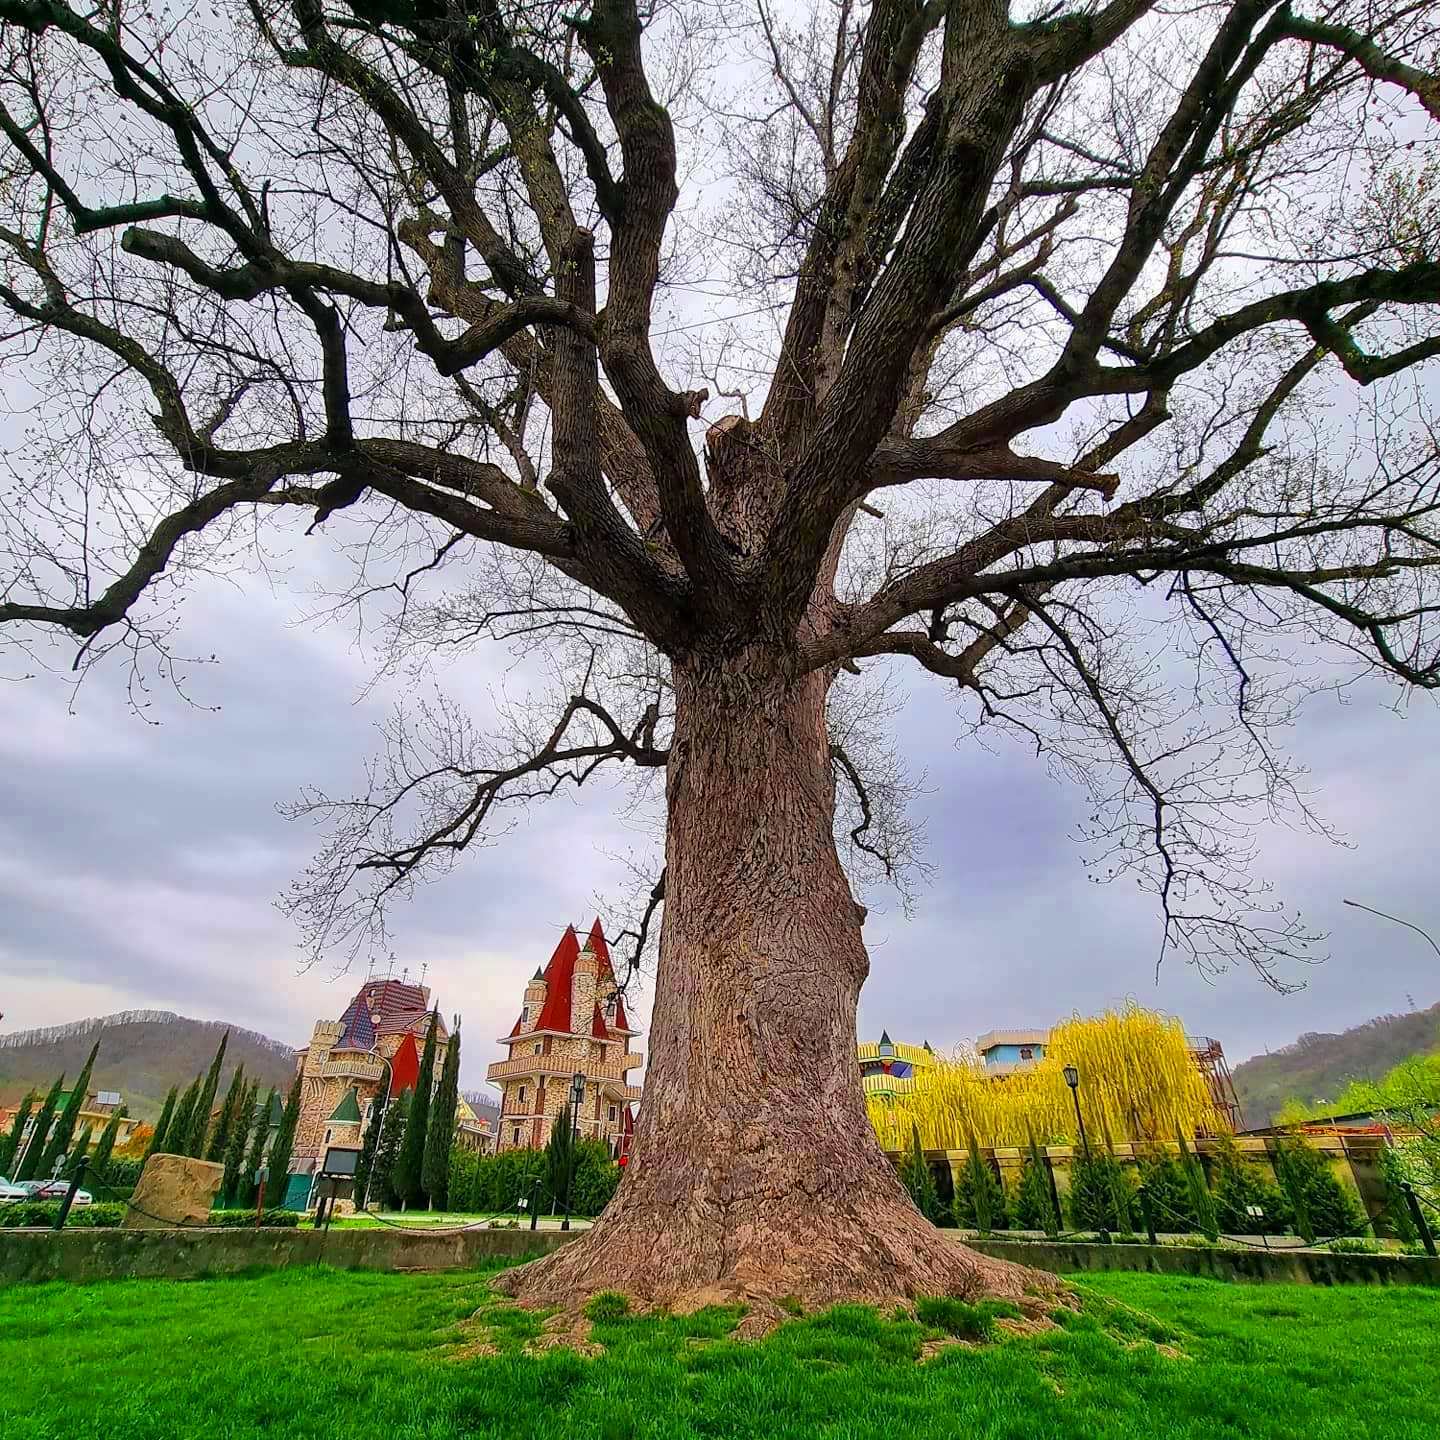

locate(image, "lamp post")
[[361, 1058, 393, 1214], [561, 1071, 585, 1232], [1063, 1064, 1090, 1160], [1343, 899, 1440, 963]]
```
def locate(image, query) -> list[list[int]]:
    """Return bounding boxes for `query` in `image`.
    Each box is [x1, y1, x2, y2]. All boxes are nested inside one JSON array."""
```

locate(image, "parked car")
[[16, 1178, 92, 1205], [0, 1178, 27, 1204]]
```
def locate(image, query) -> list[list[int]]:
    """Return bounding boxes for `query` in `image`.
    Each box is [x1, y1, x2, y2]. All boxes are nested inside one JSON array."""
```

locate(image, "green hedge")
[[210, 1208, 300, 1228], [1, 1201, 126, 1228], [445, 1141, 621, 1218]]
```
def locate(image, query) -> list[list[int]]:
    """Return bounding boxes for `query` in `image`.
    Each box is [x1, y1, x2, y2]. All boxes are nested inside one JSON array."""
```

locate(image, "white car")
[[16, 1178, 92, 1205], [0, 1177, 28, 1204]]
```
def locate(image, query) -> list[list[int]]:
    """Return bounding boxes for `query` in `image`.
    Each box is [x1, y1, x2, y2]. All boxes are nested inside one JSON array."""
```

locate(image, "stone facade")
[[486, 920, 641, 1156]]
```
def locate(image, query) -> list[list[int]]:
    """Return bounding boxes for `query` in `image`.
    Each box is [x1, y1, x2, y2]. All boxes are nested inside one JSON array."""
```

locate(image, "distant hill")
[[0, 1011, 298, 1121], [1233, 1001, 1440, 1128]]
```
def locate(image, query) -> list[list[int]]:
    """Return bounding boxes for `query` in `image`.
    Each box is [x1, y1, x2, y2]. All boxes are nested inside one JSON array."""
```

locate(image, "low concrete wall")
[[958, 1234, 1440, 1287], [0, 1225, 578, 1286]]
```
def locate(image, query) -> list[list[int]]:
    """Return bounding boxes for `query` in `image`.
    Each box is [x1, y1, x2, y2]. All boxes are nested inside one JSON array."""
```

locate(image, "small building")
[[976, 1029, 1050, 1075], [486, 920, 641, 1157], [0, 1090, 142, 1158], [858, 1033, 935, 1100]]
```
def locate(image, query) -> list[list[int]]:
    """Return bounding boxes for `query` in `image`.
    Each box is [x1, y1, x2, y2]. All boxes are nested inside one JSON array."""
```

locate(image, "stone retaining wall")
[[957, 1234, 1440, 1286], [0, 1225, 577, 1286]]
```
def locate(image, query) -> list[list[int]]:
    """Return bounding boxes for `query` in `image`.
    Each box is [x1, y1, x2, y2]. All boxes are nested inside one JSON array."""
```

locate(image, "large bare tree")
[[2, 0, 1437, 1315]]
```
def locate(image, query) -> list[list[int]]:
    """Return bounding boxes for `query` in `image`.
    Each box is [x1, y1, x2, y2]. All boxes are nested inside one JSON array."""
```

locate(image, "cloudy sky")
[[3, 519, 1437, 1099]]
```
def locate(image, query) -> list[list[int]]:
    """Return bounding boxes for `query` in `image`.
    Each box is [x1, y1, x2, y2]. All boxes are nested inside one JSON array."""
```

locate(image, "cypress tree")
[[240, 1088, 277, 1208], [89, 1106, 127, 1187], [1012, 1130, 1060, 1235], [355, 1090, 386, 1209], [1177, 1133, 1219, 1240], [65, 1122, 94, 1181], [16, 1074, 65, 1181], [166, 1079, 201, 1160], [423, 1023, 461, 1210], [207, 1063, 247, 1163], [395, 1011, 438, 1207], [0, 1092, 35, 1177], [41, 1041, 99, 1177], [377, 1090, 410, 1210], [898, 1121, 941, 1223], [184, 1031, 229, 1157], [953, 1135, 1008, 1234], [545, 1100, 577, 1213], [221, 1083, 257, 1206], [267, 1072, 303, 1188], [147, 1086, 179, 1158]]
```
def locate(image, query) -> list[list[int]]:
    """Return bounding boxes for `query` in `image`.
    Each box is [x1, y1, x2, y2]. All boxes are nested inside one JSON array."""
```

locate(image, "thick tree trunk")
[[497, 649, 1054, 1321]]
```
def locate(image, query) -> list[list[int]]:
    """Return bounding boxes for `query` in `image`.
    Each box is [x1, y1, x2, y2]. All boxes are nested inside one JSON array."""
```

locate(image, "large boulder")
[[122, 1154, 225, 1229]]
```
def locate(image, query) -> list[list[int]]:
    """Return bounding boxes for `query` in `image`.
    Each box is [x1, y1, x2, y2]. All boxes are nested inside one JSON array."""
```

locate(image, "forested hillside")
[[1234, 1001, 1440, 1127], [0, 1011, 297, 1120]]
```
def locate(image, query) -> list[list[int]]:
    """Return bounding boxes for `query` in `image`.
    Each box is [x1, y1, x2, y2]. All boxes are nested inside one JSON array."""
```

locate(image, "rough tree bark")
[[497, 652, 1054, 1316]]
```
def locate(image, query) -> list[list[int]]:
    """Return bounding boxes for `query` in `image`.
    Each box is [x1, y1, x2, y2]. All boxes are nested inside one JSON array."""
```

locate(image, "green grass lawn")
[[2, 1264, 1436, 1438]]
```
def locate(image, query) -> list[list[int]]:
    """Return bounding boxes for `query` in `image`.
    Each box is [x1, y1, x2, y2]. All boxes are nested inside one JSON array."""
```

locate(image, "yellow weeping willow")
[[867, 1005, 1223, 1151]]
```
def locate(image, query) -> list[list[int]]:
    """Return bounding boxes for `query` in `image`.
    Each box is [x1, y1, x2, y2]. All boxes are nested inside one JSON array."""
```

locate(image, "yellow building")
[[858, 1032, 935, 1100], [487, 920, 642, 1156]]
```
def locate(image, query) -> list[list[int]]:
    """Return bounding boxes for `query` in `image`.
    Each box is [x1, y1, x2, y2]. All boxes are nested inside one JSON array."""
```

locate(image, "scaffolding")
[[1186, 1035, 1244, 1132]]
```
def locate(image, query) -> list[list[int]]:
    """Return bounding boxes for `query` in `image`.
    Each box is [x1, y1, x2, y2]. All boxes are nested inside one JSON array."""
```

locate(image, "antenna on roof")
[[419, 962, 429, 987], [384, 954, 395, 981], [401, 966, 409, 985]]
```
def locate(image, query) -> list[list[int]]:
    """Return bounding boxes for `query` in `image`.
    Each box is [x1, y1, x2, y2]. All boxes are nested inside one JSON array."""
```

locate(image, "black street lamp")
[[1343, 899, 1440, 963], [1063, 1064, 1090, 1159], [561, 1071, 585, 1232]]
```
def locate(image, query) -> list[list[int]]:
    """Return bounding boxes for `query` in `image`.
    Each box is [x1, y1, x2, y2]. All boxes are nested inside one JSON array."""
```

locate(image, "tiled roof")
[[591, 1003, 610, 1040], [348, 978, 448, 1041], [334, 995, 377, 1052]]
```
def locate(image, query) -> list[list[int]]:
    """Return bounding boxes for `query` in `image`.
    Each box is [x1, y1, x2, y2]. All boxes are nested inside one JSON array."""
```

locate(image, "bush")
[[1138, 1156, 1198, 1233], [1380, 1145, 1419, 1243], [211, 1208, 300, 1228], [1327, 1237, 1379, 1254], [91, 1156, 144, 1194], [899, 1124, 943, 1223], [0, 1201, 125, 1228], [1272, 1137, 1367, 1242], [1068, 1152, 1133, 1232], [1209, 1137, 1290, 1235], [570, 1140, 621, 1218]]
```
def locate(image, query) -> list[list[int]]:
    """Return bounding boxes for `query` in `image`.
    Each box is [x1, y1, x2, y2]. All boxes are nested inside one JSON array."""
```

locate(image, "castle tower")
[[486, 919, 642, 1156]]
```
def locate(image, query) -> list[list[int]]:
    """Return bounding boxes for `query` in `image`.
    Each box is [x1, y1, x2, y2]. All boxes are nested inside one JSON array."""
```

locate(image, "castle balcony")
[[486, 1054, 644, 1085], [321, 1052, 386, 1084]]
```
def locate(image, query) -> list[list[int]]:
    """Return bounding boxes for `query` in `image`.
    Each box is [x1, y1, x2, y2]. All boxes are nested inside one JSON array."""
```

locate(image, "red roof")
[[532, 926, 581, 1034], [507, 1011, 525, 1038], [587, 917, 616, 986], [591, 1003, 610, 1040], [348, 978, 446, 1040], [389, 1032, 420, 1094], [611, 992, 632, 1035]]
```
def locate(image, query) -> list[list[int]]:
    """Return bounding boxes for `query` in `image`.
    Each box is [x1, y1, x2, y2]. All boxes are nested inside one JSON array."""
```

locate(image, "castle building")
[[291, 976, 449, 1177], [858, 1032, 936, 1100], [486, 920, 642, 1156]]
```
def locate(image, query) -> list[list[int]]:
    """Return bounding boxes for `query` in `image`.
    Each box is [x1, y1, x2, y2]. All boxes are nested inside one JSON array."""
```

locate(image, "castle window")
[[518, 1085, 526, 1106], [607, 1104, 617, 1124], [1020, 1047, 1034, 1060], [512, 1125, 521, 1145], [534, 1042, 542, 1054]]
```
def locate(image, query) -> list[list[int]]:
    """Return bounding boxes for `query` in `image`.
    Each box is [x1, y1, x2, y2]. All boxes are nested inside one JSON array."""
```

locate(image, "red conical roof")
[[532, 926, 580, 1034], [588, 917, 617, 986], [389, 1031, 420, 1094], [591, 1003, 611, 1040]]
